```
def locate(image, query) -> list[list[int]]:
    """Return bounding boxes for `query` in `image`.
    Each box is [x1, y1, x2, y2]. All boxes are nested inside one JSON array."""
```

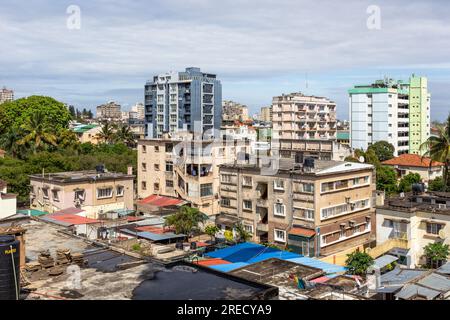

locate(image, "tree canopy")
[[345, 251, 374, 276], [367, 141, 395, 162], [376, 166, 398, 195], [398, 173, 421, 193]]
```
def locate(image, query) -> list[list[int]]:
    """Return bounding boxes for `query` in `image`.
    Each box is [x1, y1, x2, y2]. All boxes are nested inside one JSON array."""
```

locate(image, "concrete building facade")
[[217, 159, 376, 258], [29, 170, 134, 219], [144, 67, 222, 138], [0, 180, 17, 220], [271, 93, 338, 162], [0, 87, 14, 104], [96, 101, 122, 121], [349, 75, 430, 156]]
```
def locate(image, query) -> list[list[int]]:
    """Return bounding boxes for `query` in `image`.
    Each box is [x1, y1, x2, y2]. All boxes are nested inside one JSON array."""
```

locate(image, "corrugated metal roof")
[[44, 213, 99, 225], [138, 195, 185, 207], [53, 207, 85, 215], [438, 262, 450, 275], [119, 228, 185, 241], [372, 254, 398, 269], [380, 268, 425, 286], [17, 209, 48, 217], [417, 273, 450, 292], [395, 284, 441, 300], [287, 257, 347, 275], [289, 227, 315, 238]]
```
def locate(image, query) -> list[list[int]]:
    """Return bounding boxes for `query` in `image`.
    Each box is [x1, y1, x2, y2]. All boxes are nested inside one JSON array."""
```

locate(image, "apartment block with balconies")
[[271, 93, 338, 163], [217, 158, 376, 258]]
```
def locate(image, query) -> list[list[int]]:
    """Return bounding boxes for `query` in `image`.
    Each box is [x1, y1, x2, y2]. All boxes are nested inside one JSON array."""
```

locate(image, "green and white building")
[[348, 75, 430, 156]]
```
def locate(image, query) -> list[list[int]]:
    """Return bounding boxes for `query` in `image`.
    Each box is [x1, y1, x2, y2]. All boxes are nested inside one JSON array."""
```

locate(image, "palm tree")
[[96, 122, 116, 144], [420, 114, 450, 189], [115, 124, 136, 147], [0, 127, 27, 158], [164, 206, 208, 237], [17, 112, 57, 154], [233, 221, 252, 243]]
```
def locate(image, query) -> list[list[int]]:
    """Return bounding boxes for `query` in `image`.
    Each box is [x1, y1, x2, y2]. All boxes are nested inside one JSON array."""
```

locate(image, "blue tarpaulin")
[[209, 262, 249, 272]]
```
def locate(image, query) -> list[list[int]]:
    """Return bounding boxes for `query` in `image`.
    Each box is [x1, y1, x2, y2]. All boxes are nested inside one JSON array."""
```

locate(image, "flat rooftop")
[[378, 192, 450, 214], [29, 170, 134, 183]]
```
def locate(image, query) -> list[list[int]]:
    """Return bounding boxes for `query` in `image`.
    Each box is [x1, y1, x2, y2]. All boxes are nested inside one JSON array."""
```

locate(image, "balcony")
[[257, 223, 269, 232], [256, 199, 268, 207]]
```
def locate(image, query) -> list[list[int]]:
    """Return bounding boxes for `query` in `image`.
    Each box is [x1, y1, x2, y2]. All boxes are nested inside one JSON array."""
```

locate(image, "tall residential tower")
[[349, 75, 430, 156], [144, 67, 222, 138]]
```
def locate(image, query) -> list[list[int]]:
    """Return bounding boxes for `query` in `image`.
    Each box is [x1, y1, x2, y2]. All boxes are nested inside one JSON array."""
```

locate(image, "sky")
[[1, 0, 450, 120]]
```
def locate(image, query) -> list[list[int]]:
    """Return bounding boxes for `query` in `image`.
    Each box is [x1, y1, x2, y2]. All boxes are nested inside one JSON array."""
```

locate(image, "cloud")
[[0, 0, 449, 120]]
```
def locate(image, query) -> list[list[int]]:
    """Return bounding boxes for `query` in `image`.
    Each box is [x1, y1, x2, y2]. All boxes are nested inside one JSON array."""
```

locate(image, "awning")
[[289, 227, 315, 238]]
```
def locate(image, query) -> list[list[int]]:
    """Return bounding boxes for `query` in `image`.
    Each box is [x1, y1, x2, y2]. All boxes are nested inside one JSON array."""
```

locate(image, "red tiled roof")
[[138, 195, 185, 207], [196, 258, 231, 267], [382, 154, 444, 168], [47, 213, 99, 225], [289, 227, 316, 238]]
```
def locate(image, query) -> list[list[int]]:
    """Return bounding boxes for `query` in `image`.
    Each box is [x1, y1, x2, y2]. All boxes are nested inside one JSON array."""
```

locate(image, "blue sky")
[[1, 0, 450, 120]]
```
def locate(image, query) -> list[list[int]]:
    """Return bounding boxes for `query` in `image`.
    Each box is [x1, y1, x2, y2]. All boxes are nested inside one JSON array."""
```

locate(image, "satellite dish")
[[359, 156, 365, 163], [439, 229, 446, 240]]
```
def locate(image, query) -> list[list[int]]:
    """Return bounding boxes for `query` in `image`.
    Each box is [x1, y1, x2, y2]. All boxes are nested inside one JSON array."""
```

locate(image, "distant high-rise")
[[0, 87, 14, 104], [259, 106, 272, 122], [348, 75, 430, 156], [222, 100, 250, 123], [96, 101, 122, 121], [144, 67, 222, 138], [131, 102, 145, 120]]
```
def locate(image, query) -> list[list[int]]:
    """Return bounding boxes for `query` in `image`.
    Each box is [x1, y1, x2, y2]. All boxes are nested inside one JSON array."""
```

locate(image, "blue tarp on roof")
[[209, 262, 249, 272], [286, 257, 347, 275], [206, 242, 301, 263]]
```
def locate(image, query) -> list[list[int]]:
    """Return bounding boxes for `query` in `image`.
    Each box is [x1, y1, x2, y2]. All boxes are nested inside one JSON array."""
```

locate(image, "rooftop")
[[29, 170, 134, 183], [382, 154, 444, 168], [378, 192, 450, 214]]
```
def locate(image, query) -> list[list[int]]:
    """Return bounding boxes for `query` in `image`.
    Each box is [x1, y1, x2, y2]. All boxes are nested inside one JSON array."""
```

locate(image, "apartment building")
[[259, 106, 272, 123], [376, 191, 450, 268], [29, 168, 134, 219], [96, 101, 122, 121], [0, 180, 17, 220], [144, 67, 222, 138], [271, 93, 338, 162], [131, 102, 145, 120], [222, 100, 250, 123], [137, 133, 253, 217], [0, 87, 14, 104], [217, 159, 376, 257], [349, 75, 430, 156]]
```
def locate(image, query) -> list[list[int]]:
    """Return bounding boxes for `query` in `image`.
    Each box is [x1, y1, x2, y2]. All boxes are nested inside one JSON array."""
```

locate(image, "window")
[[274, 229, 286, 243], [221, 175, 232, 183], [243, 176, 252, 187], [165, 161, 173, 172], [142, 163, 147, 172], [116, 186, 124, 197], [221, 198, 231, 207], [274, 180, 285, 191], [154, 164, 160, 171], [166, 180, 174, 188], [154, 146, 159, 152], [304, 209, 314, 221], [274, 203, 286, 217], [142, 145, 146, 153], [426, 223, 443, 235], [97, 187, 113, 199], [141, 181, 147, 190], [154, 183, 160, 191], [244, 224, 253, 234], [52, 190, 59, 202], [321, 182, 335, 192], [303, 183, 314, 193], [243, 200, 252, 211], [74, 190, 85, 201], [42, 188, 49, 199], [200, 183, 213, 197]]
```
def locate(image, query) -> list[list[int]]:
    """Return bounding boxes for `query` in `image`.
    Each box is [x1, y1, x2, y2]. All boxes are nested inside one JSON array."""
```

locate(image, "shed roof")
[[138, 195, 185, 207], [289, 227, 315, 238], [44, 213, 99, 225]]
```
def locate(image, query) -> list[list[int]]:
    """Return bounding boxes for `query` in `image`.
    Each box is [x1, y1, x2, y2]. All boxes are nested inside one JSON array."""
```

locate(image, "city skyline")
[[1, 0, 450, 120]]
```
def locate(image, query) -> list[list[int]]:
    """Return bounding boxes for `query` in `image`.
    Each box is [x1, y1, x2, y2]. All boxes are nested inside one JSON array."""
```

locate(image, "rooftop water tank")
[[0, 235, 20, 300]]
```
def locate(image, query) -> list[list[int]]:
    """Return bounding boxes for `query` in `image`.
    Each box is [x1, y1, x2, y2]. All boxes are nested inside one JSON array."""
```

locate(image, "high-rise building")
[[271, 93, 338, 162], [131, 102, 145, 120], [222, 100, 250, 123], [0, 87, 14, 104], [144, 67, 222, 138], [259, 106, 272, 122], [96, 101, 122, 121], [348, 75, 430, 156]]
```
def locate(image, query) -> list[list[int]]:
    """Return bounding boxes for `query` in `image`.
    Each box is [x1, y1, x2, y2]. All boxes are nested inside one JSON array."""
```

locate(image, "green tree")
[[368, 141, 395, 162], [204, 225, 220, 242], [96, 122, 116, 144], [0, 127, 27, 159], [345, 251, 374, 276], [423, 242, 449, 268], [164, 206, 208, 237], [420, 114, 450, 189], [0, 96, 71, 135], [398, 173, 421, 193], [68, 105, 76, 119], [428, 177, 448, 192], [115, 125, 136, 147], [17, 111, 58, 154], [233, 221, 252, 243], [376, 166, 398, 195]]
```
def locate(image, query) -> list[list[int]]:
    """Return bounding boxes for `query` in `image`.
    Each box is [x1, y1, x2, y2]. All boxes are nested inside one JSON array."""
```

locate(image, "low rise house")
[[29, 168, 134, 219], [376, 191, 450, 268], [72, 124, 102, 144], [382, 153, 444, 184], [0, 179, 17, 220], [217, 159, 376, 258]]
